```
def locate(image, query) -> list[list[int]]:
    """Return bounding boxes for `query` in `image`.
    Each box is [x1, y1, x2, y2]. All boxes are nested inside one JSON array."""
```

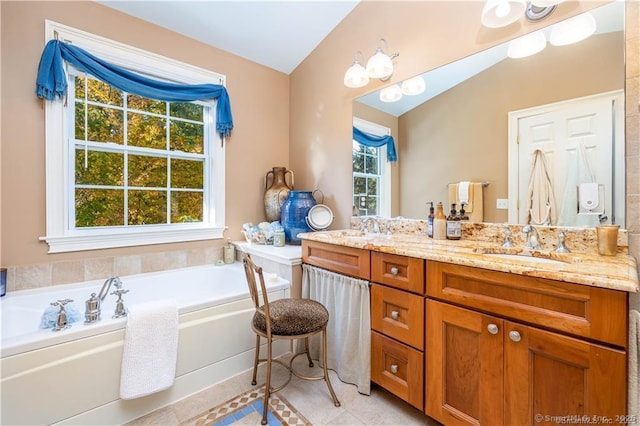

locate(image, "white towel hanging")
[[119, 299, 179, 400], [458, 181, 471, 205]]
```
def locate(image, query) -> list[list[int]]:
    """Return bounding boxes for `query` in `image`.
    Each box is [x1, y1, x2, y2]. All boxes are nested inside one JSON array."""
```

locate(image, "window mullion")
[[123, 91, 129, 227], [166, 102, 171, 224]]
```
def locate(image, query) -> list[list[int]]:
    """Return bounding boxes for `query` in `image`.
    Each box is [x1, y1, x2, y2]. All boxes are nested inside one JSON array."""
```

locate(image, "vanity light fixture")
[[481, 0, 561, 28], [507, 30, 547, 58], [379, 84, 403, 103], [344, 51, 369, 88], [481, 0, 527, 28], [401, 75, 426, 96], [549, 12, 596, 46], [366, 38, 397, 80], [344, 38, 399, 88]]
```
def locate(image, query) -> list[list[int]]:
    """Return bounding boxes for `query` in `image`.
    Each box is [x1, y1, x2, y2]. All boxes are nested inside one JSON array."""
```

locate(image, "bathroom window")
[[42, 21, 226, 253], [352, 118, 391, 217]]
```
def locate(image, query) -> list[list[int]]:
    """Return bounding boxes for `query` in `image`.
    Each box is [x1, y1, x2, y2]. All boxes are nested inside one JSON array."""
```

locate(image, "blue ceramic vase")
[[280, 191, 316, 245]]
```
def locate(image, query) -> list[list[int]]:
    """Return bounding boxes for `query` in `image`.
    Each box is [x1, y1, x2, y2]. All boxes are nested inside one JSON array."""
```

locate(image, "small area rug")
[[182, 386, 310, 426]]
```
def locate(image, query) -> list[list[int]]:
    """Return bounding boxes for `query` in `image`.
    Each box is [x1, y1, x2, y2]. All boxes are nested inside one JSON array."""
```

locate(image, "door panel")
[[510, 91, 624, 226], [504, 321, 626, 425], [426, 300, 503, 426]]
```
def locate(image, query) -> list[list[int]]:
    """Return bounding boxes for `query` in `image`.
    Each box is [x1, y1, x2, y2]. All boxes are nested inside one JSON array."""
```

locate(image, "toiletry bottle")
[[433, 202, 447, 240], [427, 202, 435, 238], [273, 225, 286, 247], [446, 204, 461, 240], [459, 202, 469, 221], [223, 239, 235, 264]]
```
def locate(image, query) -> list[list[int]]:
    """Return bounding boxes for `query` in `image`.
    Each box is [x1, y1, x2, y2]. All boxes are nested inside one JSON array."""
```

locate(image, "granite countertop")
[[299, 229, 639, 293]]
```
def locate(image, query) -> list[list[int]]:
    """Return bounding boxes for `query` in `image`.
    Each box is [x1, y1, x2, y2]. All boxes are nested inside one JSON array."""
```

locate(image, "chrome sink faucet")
[[522, 225, 541, 250], [362, 217, 380, 234], [554, 229, 571, 253], [501, 224, 514, 248]]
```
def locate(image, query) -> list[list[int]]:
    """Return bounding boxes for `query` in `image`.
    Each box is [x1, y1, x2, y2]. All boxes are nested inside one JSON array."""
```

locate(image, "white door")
[[508, 91, 624, 227]]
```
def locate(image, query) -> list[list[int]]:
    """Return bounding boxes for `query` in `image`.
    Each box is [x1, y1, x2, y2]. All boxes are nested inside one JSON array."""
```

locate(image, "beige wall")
[[399, 31, 623, 222], [0, 1, 289, 268], [290, 0, 638, 262], [289, 0, 611, 229], [1, 1, 638, 284]]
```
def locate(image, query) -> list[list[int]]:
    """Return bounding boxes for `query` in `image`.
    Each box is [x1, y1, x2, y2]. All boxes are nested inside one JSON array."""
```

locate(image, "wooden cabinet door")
[[504, 321, 627, 426], [426, 300, 504, 426]]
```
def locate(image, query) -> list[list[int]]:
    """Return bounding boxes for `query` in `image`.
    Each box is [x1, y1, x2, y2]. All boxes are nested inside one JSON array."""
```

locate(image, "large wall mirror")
[[353, 1, 625, 228]]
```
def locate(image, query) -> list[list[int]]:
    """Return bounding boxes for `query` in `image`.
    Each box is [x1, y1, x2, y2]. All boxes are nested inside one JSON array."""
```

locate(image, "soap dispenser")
[[223, 239, 235, 264], [459, 203, 469, 221], [446, 204, 461, 240], [427, 202, 435, 238], [433, 202, 447, 240]]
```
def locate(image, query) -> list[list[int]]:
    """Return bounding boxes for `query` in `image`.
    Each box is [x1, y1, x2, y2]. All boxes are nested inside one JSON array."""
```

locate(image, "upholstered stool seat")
[[253, 299, 329, 336], [242, 254, 340, 425]]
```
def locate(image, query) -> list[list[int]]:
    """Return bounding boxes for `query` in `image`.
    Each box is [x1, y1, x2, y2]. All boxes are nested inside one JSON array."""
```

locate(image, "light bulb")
[[379, 84, 402, 103], [495, 1, 511, 18]]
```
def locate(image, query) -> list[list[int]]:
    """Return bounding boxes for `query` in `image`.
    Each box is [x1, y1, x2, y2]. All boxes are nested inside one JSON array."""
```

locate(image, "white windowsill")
[[41, 226, 226, 253]]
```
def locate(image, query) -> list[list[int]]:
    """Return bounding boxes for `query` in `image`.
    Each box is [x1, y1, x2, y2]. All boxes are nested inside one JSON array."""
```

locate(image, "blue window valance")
[[353, 126, 397, 162], [35, 40, 233, 138]]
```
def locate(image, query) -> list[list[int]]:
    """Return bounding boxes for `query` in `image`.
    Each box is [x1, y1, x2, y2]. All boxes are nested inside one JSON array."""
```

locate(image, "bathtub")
[[0, 262, 290, 425]]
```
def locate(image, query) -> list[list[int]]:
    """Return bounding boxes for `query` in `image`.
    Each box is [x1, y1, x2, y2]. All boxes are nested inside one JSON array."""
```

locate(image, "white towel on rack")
[[458, 181, 471, 206], [119, 299, 179, 400]]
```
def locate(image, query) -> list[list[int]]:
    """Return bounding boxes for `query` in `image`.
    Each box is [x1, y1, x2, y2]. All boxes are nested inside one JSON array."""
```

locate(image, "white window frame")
[[352, 117, 391, 218], [41, 21, 226, 253]]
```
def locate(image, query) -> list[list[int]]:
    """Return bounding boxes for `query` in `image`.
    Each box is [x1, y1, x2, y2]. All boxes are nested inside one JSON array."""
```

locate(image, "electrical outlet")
[[496, 198, 509, 210]]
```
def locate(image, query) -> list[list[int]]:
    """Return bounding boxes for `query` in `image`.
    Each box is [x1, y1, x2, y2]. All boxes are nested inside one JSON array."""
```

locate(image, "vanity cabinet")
[[426, 261, 627, 425], [370, 252, 425, 410], [302, 240, 370, 280]]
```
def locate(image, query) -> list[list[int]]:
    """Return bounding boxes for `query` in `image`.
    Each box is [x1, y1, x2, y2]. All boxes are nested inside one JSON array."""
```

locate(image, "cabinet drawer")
[[426, 261, 628, 347], [371, 252, 424, 294], [371, 284, 424, 350], [371, 331, 424, 411], [302, 240, 370, 280]]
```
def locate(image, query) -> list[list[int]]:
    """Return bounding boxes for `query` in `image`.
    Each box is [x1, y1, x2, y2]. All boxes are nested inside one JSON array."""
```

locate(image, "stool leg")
[[251, 334, 260, 386], [262, 337, 272, 425], [304, 337, 314, 367], [321, 328, 341, 407]]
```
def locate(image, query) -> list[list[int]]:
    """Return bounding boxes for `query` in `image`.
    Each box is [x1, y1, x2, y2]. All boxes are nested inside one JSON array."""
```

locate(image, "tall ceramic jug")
[[280, 191, 317, 245], [264, 167, 294, 222]]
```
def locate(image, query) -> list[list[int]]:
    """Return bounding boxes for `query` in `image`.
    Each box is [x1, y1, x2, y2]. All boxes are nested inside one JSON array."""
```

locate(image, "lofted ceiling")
[[96, 1, 623, 117], [96, 0, 360, 75]]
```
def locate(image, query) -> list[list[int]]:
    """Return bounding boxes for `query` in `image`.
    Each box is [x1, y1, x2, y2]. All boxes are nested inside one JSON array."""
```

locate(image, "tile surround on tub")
[[4, 246, 225, 293]]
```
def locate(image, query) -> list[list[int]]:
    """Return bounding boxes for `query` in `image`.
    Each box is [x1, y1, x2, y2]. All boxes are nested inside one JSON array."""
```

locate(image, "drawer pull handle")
[[390, 364, 398, 374], [390, 266, 399, 276], [487, 324, 499, 335], [391, 310, 399, 320], [509, 330, 521, 342]]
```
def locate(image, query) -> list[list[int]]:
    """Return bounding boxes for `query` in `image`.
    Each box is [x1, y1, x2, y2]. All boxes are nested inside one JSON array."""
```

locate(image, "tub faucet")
[[98, 276, 122, 301], [522, 225, 541, 251], [85, 276, 123, 324]]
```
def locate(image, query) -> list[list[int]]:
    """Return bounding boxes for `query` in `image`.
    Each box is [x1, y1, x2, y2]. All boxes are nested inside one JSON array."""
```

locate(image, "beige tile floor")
[[126, 354, 441, 425]]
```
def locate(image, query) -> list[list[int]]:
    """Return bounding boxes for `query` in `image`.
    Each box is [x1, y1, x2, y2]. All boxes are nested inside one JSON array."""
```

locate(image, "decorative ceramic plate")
[[306, 204, 334, 230]]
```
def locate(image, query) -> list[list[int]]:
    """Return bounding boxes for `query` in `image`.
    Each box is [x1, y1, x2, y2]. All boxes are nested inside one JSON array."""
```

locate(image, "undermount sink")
[[483, 253, 567, 265], [474, 247, 579, 265]]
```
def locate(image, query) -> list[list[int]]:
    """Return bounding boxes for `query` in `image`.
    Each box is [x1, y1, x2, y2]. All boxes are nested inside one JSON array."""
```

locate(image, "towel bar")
[[447, 181, 490, 187]]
